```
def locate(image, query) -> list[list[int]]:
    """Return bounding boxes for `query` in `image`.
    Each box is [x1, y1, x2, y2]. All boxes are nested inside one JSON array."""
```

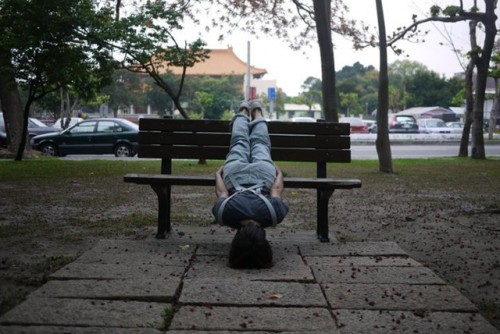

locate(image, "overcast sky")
[[179, 0, 487, 96]]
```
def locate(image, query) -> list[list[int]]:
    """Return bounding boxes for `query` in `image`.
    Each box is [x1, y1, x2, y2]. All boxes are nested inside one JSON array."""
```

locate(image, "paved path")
[[0, 226, 498, 333]]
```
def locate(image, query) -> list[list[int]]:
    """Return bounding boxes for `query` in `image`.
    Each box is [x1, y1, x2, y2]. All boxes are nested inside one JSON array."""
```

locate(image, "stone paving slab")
[[50, 262, 185, 280], [299, 241, 408, 256], [165, 225, 237, 243], [322, 283, 477, 311], [168, 332, 333, 334], [0, 298, 167, 329], [196, 242, 299, 256], [76, 239, 194, 266], [195, 242, 231, 256], [0, 326, 162, 334], [166, 225, 332, 245], [180, 278, 326, 306], [267, 229, 338, 243], [170, 306, 336, 332], [30, 278, 180, 302], [334, 309, 499, 334], [312, 265, 446, 284], [186, 254, 313, 281], [305, 255, 422, 267]]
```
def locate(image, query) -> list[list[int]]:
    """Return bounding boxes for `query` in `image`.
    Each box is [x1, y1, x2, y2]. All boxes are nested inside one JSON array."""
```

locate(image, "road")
[[60, 143, 500, 161], [351, 143, 500, 160]]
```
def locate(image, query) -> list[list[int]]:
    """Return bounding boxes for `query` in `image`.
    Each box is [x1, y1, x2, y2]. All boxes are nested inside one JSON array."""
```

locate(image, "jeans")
[[222, 114, 276, 192]]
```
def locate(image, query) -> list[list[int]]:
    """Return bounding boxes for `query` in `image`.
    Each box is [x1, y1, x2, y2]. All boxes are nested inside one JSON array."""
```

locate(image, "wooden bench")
[[124, 118, 362, 242]]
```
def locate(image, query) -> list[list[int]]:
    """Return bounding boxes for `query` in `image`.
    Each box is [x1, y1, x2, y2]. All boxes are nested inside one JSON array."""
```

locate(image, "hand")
[[270, 165, 284, 198]]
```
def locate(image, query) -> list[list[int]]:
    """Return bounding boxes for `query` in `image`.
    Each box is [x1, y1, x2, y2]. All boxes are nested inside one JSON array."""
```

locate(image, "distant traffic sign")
[[268, 87, 276, 101]]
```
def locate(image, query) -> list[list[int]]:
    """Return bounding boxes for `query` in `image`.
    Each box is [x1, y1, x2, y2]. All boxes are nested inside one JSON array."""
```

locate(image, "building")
[[251, 79, 278, 99], [115, 47, 274, 119], [163, 46, 270, 98]]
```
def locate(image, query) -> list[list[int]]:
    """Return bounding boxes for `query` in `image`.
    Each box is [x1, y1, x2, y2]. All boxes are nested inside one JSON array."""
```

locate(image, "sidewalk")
[[0, 225, 498, 333]]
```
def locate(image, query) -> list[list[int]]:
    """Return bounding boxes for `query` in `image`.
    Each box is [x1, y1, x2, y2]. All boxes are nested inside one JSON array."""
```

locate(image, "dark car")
[[31, 118, 139, 157], [0, 129, 6, 148], [389, 114, 419, 133], [0, 112, 59, 148]]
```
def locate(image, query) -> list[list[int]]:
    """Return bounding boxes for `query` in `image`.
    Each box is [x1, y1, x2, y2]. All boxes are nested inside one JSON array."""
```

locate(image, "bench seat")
[[124, 174, 362, 189]]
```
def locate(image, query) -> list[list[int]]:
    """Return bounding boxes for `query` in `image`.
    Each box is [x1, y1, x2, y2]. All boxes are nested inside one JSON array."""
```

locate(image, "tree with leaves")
[[388, 60, 428, 110], [181, 0, 368, 122], [298, 77, 323, 117], [111, 0, 209, 119], [0, 0, 116, 160], [388, 0, 498, 159]]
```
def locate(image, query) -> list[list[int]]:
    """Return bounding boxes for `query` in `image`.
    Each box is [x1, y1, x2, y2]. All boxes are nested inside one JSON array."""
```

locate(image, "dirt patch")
[[0, 169, 499, 329]]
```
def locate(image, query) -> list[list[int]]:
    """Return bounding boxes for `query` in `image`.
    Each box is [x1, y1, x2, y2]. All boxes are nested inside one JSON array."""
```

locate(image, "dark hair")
[[228, 225, 273, 269]]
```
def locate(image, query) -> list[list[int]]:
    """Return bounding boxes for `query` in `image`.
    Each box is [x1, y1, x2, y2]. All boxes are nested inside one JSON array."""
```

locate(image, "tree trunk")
[[15, 97, 32, 161], [459, 20, 480, 157], [459, 56, 475, 157], [313, 0, 337, 121], [471, 59, 488, 159], [0, 51, 24, 155], [470, 0, 496, 159], [488, 77, 498, 139], [375, 0, 393, 173], [149, 71, 190, 119]]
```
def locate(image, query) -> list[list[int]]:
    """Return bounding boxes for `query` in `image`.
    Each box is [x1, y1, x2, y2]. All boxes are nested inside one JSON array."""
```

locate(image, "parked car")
[[0, 129, 6, 148], [417, 118, 461, 134], [339, 117, 369, 133], [446, 121, 464, 129], [27, 117, 60, 137], [388, 114, 419, 133], [291, 117, 317, 123], [31, 118, 139, 157], [51, 117, 84, 129], [0, 112, 59, 148], [362, 120, 377, 133]]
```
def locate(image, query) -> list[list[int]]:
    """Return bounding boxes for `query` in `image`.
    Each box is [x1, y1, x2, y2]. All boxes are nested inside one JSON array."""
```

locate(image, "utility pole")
[[245, 41, 251, 100]]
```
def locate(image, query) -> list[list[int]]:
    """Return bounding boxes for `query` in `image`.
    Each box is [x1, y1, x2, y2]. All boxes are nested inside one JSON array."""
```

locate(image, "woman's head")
[[228, 224, 273, 269]]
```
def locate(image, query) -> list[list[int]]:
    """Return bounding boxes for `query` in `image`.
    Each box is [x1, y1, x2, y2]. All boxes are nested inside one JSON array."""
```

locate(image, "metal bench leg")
[[151, 185, 171, 239], [317, 189, 334, 242]]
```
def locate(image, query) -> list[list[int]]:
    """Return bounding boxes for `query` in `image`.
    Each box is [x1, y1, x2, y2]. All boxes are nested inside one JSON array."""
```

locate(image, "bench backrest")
[[137, 118, 351, 177]]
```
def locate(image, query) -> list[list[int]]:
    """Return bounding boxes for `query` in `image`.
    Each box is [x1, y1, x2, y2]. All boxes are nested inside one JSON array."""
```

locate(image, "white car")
[[417, 118, 461, 134], [291, 117, 317, 123], [446, 121, 464, 129], [51, 117, 84, 129], [362, 120, 377, 133]]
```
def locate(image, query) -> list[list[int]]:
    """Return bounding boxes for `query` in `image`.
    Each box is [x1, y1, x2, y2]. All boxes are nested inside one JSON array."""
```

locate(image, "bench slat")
[[139, 118, 350, 135], [138, 132, 351, 149], [124, 174, 362, 189], [138, 145, 351, 162]]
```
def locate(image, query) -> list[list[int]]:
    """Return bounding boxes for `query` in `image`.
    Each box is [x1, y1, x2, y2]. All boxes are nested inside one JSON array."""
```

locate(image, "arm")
[[270, 166, 284, 198], [215, 167, 229, 198]]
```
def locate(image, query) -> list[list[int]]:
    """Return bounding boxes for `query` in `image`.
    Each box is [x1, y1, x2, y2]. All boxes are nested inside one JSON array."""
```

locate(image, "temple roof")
[[163, 47, 267, 77]]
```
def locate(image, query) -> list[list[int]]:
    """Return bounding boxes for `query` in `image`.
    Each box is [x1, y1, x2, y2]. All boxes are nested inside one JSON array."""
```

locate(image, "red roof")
[[162, 47, 267, 77]]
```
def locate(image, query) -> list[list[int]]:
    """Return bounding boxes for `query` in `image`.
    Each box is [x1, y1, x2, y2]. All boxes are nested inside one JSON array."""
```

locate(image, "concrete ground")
[[0, 225, 498, 334]]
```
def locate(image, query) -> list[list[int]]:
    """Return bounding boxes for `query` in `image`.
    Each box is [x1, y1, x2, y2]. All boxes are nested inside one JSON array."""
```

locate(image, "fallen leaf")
[[267, 293, 284, 300]]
